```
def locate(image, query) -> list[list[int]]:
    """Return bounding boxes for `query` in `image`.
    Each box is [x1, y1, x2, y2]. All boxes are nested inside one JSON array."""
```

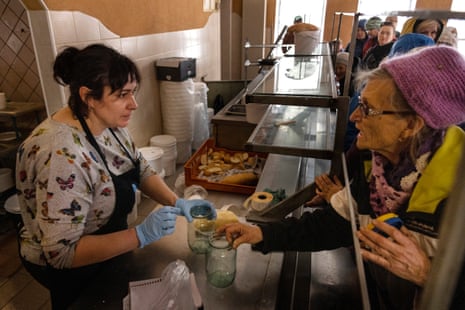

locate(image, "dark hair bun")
[[53, 46, 80, 85]]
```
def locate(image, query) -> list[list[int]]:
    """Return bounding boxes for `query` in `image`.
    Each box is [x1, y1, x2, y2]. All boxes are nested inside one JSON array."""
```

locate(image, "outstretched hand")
[[314, 174, 344, 203], [135, 206, 179, 248], [216, 222, 263, 249], [357, 220, 431, 286]]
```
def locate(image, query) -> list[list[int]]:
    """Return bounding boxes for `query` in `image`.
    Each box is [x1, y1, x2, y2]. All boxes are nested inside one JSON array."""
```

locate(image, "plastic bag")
[[151, 260, 197, 310], [129, 260, 199, 310]]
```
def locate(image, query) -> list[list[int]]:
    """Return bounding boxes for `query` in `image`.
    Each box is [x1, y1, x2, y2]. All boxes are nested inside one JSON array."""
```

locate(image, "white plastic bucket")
[[150, 135, 177, 176], [4, 194, 20, 214], [139, 147, 164, 174]]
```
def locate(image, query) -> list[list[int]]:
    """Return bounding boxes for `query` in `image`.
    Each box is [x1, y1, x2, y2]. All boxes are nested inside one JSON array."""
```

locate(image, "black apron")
[[77, 116, 141, 235], [22, 116, 141, 310]]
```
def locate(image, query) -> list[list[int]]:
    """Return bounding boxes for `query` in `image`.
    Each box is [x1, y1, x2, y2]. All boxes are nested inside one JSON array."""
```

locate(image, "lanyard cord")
[[76, 115, 137, 170]]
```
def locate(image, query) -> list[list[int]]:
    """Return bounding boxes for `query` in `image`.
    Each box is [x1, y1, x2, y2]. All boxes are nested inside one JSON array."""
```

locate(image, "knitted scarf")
[[369, 130, 445, 216]]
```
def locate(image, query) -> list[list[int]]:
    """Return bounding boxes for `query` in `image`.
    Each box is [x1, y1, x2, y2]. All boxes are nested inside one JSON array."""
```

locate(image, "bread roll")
[[220, 172, 258, 185]]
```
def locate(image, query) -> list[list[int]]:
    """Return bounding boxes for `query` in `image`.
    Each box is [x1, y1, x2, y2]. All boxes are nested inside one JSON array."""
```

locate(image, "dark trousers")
[[21, 257, 102, 310]]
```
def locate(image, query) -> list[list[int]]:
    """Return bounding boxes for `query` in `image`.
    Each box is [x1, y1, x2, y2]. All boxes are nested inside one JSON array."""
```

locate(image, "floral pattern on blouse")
[[16, 118, 155, 268]]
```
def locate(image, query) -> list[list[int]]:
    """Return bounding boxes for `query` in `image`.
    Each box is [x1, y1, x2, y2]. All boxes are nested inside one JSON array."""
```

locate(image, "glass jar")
[[188, 204, 215, 254], [206, 233, 236, 288]]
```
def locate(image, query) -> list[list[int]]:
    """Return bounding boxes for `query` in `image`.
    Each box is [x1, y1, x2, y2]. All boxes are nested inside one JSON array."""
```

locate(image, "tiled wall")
[[28, 7, 221, 148], [0, 0, 42, 103]]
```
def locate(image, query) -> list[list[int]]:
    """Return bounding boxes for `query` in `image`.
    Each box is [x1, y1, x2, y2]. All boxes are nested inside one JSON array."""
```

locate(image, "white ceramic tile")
[[27, 11, 53, 47], [184, 44, 201, 59], [127, 57, 162, 147], [137, 34, 167, 59], [121, 37, 138, 59], [49, 11, 77, 44], [101, 39, 122, 53], [73, 12, 100, 42], [152, 32, 174, 55], [37, 3, 221, 131], [99, 22, 119, 40]]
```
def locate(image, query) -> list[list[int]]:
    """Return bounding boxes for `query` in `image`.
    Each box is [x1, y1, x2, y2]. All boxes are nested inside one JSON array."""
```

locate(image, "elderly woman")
[[219, 46, 465, 309]]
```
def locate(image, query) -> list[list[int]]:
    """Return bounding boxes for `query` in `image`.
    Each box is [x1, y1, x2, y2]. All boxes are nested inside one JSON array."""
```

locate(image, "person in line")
[[331, 37, 344, 53], [387, 32, 435, 58], [16, 44, 216, 309], [335, 51, 349, 96], [362, 16, 383, 58], [362, 21, 396, 69], [343, 32, 435, 152], [282, 15, 320, 55], [385, 15, 400, 39], [218, 46, 465, 309], [401, 18, 444, 42], [345, 19, 368, 60], [334, 52, 355, 97]]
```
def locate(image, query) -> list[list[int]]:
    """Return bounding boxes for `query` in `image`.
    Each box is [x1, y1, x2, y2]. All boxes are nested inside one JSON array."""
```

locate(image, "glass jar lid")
[[190, 204, 214, 219]]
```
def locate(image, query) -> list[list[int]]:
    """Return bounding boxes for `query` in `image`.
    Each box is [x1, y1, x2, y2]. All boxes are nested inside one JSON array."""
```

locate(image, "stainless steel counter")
[[70, 153, 362, 309], [70, 191, 283, 310]]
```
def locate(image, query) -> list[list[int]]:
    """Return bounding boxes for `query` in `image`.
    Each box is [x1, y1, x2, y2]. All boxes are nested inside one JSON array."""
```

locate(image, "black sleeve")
[[253, 206, 353, 253]]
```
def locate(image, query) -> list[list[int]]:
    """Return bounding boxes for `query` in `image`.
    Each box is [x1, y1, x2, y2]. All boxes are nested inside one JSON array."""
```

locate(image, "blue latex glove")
[[174, 198, 216, 223], [135, 206, 180, 248]]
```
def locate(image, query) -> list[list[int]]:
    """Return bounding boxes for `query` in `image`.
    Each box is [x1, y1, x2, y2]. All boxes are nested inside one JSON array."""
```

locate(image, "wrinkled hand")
[[135, 206, 179, 248], [175, 198, 216, 222], [305, 194, 325, 207], [314, 174, 343, 203], [216, 222, 263, 249], [357, 220, 431, 286]]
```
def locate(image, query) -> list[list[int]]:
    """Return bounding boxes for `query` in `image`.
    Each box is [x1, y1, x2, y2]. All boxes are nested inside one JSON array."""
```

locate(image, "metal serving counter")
[[70, 214, 283, 309], [69, 188, 282, 309], [70, 154, 293, 309], [70, 154, 362, 309]]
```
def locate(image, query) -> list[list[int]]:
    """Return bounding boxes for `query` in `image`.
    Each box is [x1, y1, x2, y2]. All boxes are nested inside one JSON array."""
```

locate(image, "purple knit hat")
[[381, 46, 465, 129]]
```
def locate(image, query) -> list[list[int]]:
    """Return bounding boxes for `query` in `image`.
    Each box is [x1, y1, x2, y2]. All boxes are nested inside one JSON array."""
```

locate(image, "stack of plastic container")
[[156, 57, 200, 164], [159, 79, 194, 163], [192, 82, 210, 150], [150, 135, 177, 177]]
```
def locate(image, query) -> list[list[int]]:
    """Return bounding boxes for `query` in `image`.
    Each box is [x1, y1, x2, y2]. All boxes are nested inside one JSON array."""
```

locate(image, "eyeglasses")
[[357, 97, 415, 118]]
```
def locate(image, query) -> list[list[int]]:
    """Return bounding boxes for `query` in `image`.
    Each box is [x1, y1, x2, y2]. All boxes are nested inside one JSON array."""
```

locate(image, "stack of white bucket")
[[150, 135, 177, 177], [159, 79, 194, 164], [138, 146, 165, 178]]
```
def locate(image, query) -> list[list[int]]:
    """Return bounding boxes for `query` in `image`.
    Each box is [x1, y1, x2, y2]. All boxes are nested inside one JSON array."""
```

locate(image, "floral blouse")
[[16, 118, 155, 268]]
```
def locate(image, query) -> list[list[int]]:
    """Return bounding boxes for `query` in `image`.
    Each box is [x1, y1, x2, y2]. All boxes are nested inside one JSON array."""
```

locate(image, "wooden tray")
[[184, 139, 267, 195]]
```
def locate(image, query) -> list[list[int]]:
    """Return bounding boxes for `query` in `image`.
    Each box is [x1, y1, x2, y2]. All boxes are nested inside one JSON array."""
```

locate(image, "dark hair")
[[53, 44, 141, 117], [380, 22, 395, 28]]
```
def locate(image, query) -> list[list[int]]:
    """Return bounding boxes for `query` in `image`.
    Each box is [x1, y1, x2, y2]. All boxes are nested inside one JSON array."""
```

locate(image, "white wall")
[[27, 10, 221, 147]]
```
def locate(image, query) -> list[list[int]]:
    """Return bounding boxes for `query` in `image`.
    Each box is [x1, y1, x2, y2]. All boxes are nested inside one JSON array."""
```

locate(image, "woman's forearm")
[[71, 228, 140, 267], [140, 174, 177, 206]]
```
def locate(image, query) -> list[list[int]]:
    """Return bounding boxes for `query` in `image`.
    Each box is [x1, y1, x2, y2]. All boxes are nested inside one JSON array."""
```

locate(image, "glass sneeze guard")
[[246, 104, 337, 158], [248, 42, 337, 98]]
